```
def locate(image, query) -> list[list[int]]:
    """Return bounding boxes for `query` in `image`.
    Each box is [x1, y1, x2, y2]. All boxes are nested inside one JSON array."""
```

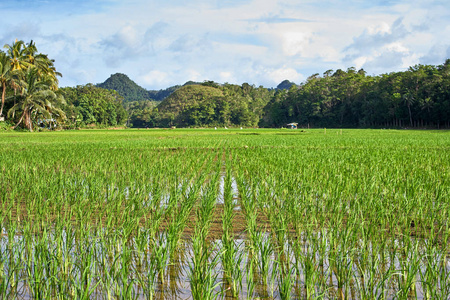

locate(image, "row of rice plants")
[[188, 170, 221, 300], [0, 134, 222, 298], [232, 131, 450, 299], [220, 158, 245, 298]]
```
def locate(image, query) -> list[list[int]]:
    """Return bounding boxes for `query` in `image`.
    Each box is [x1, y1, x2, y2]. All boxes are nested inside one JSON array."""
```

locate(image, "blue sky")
[[1, 0, 449, 89]]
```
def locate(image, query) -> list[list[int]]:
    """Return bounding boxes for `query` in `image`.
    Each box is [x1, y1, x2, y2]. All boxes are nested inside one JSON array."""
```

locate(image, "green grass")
[[0, 128, 449, 299]]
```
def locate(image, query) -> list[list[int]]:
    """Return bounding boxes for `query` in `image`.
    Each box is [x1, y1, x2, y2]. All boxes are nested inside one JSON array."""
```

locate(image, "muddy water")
[[0, 177, 448, 299], [1, 225, 448, 299]]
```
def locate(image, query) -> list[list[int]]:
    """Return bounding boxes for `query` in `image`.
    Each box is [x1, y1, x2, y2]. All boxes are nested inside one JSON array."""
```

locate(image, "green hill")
[[276, 79, 297, 90], [153, 83, 274, 127], [97, 73, 187, 102], [157, 84, 224, 126], [97, 73, 151, 102]]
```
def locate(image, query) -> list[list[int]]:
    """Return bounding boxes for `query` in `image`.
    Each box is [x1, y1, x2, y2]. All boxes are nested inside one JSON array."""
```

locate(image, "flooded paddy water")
[[0, 129, 449, 299]]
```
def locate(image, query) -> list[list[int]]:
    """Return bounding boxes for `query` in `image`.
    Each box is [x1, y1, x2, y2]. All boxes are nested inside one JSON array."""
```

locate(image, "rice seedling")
[[220, 166, 245, 297], [188, 174, 221, 300]]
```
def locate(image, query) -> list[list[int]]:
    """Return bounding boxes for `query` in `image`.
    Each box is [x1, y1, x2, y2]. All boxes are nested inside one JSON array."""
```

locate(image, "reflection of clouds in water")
[[217, 173, 240, 208]]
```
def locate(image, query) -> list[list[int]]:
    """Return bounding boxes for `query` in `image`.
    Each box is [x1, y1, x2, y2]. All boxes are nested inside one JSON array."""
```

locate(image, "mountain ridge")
[[97, 73, 293, 103]]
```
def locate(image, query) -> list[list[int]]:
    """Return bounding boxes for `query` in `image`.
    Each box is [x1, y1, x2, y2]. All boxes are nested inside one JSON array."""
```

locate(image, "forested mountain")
[[66, 61, 450, 129], [157, 85, 224, 125], [120, 62, 450, 129], [276, 80, 297, 90], [97, 73, 187, 102], [97, 73, 153, 102]]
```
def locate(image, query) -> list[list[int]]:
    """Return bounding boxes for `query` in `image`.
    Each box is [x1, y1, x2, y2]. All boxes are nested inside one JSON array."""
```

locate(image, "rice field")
[[0, 128, 449, 299]]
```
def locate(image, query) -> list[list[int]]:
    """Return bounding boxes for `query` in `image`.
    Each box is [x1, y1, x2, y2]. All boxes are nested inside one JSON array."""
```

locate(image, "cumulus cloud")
[[246, 14, 315, 24], [219, 71, 236, 83], [420, 44, 450, 65], [345, 18, 409, 56], [144, 21, 170, 49], [100, 25, 143, 57], [362, 43, 411, 71], [268, 67, 304, 85], [0, 23, 42, 46], [342, 18, 421, 72], [281, 32, 311, 56], [168, 34, 210, 53], [140, 70, 170, 87], [99, 22, 172, 67], [1, 0, 448, 88]]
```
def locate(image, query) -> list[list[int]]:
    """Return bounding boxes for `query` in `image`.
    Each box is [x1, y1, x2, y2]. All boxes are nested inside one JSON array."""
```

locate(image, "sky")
[[1, 0, 449, 89]]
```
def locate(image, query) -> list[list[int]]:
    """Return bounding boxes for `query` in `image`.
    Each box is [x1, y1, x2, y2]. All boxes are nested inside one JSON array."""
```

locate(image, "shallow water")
[[1, 225, 448, 299]]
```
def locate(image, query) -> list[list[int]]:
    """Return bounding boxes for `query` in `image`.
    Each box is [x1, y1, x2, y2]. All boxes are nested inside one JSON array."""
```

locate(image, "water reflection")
[[1, 227, 450, 299]]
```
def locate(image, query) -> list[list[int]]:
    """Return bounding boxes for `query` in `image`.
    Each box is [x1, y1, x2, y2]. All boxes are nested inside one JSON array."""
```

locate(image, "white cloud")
[[358, 42, 413, 72], [219, 71, 236, 83], [281, 32, 311, 56], [353, 57, 368, 70], [269, 67, 304, 85], [384, 42, 409, 54], [367, 22, 391, 35], [345, 18, 409, 56], [420, 43, 450, 65], [140, 70, 170, 88], [1, 0, 448, 88], [115, 25, 139, 48], [186, 70, 203, 82]]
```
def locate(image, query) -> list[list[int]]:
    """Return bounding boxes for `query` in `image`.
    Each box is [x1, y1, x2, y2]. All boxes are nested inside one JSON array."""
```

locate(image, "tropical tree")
[[7, 67, 66, 131], [4, 40, 62, 90], [0, 51, 11, 118], [23, 40, 62, 89], [2, 40, 65, 130], [4, 40, 29, 71]]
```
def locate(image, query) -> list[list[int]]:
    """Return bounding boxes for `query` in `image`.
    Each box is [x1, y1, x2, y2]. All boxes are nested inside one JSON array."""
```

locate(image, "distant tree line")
[[1, 40, 448, 131], [261, 62, 450, 128], [127, 61, 450, 129]]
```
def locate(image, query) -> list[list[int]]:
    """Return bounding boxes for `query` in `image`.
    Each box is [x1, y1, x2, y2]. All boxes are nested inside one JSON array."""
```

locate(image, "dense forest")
[[0, 40, 449, 131], [261, 64, 450, 128], [132, 82, 274, 128], [108, 63, 450, 129], [60, 84, 127, 128]]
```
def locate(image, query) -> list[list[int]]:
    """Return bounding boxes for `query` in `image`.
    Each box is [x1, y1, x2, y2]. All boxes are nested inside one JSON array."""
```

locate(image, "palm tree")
[[23, 40, 62, 88], [4, 40, 27, 98], [7, 67, 65, 131], [0, 51, 11, 118], [4, 40, 62, 90], [4, 40, 29, 71], [3, 40, 65, 129]]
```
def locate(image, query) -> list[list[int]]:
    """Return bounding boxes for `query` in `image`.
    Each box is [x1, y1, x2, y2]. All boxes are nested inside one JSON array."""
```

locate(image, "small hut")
[[38, 118, 58, 129], [287, 122, 298, 129]]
